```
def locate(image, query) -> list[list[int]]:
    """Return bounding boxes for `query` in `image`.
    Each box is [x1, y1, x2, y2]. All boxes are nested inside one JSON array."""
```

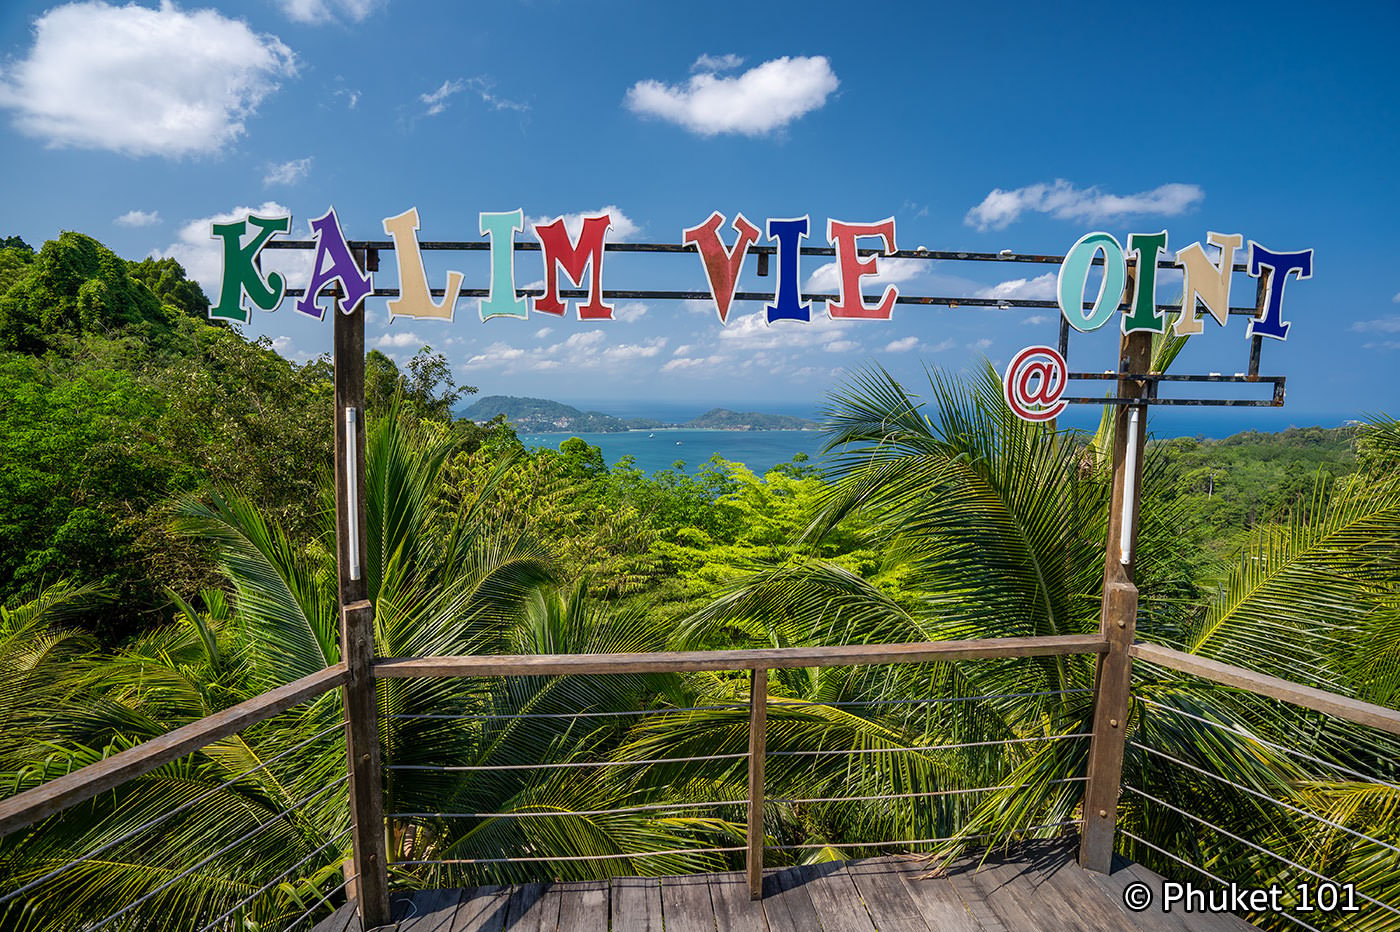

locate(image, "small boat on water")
[[649, 433, 654, 438]]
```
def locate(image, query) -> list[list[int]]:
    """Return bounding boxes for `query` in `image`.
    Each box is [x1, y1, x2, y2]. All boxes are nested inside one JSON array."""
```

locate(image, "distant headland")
[[460, 396, 820, 433]]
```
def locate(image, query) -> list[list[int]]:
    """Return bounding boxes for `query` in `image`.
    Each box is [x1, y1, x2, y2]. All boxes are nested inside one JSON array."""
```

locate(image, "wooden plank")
[[373, 635, 1107, 679], [889, 857, 982, 932], [396, 888, 463, 932], [1021, 854, 1137, 932], [555, 879, 609, 931], [450, 885, 509, 932], [963, 859, 1049, 931], [1131, 642, 1400, 738], [708, 871, 769, 932], [502, 882, 558, 932], [759, 867, 821, 932], [659, 873, 717, 932], [845, 858, 931, 932], [1080, 582, 1139, 872], [0, 664, 348, 838], [747, 669, 767, 899], [610, 876, 661, 932], [310, 900, 361, 932], [1084, 862, 1197, 932], [796, 862, 876, 930]]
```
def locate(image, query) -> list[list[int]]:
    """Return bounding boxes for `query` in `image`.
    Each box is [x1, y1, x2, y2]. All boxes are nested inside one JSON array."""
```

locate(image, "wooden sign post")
[[334, 250, 391, 927]]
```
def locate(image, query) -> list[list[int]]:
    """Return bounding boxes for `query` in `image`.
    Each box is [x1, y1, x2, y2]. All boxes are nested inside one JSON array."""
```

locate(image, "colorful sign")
[[206, 207, 1311, 422]]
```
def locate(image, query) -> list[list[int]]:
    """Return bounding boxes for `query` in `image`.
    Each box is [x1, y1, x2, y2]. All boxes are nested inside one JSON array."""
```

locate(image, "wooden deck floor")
[[312, 843, 1259, 932]]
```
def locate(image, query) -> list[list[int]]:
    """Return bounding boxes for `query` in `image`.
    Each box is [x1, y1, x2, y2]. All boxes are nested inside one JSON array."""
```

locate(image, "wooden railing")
[[3, 623, 1399, 930]]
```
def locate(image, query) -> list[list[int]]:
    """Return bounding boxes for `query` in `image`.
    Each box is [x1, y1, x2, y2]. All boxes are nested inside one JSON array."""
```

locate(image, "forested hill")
[[461, 395, 664, 432], [462, 396, 818, 431], [0, 231, 479, 641]]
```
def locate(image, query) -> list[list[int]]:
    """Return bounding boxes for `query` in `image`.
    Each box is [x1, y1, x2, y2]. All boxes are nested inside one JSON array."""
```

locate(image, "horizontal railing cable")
[[196, 825, 352, 932], [1123, 784, 1400, 918], [776, 689, 1094, 709], [1137, 698, 1400, 793], [394, 846, 746, 867], [1118, 828, 1325, 932], [0, 718, 348, 910], [389, 798, 746, 820], [767, 820, 1078, 851], [389, 704, 746, 722], [88, 774, 352, 932], [280, 874, 353, 932], [767, 733, 1091, 757], [1130, 740, 1400, 858], [775, 776, 1086, 806], [389, 751, 747, 773]]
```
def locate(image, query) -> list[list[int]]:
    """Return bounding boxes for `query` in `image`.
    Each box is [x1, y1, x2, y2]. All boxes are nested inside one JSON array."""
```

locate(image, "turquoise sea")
[[518, 429, 827, 475]]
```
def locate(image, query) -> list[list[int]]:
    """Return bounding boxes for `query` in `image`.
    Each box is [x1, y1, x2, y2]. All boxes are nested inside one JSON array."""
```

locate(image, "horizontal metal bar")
[[394, 846, 745, 866], [0, 719, 347, 909], [777, 777, 1086, 806], [1132, 643, 1400, 737], [1135, 699, 1400, 793], [263, 239, 1249, 272], [278, 285, 1261, 319], [1117, 829, 1326, 932], [196, 826, 352, 932], [0, 664, 349, 839], [388, 704, 747, 722], [389, 799, 745, 820], [768, 733, 1091, 757], [389, 752, 748, 773], [1068, 372, 1285, 384], [373, 635, 1107, 679], [775, 688, 1094, 709], [1124, 785, 1399, 917], [767, 820, 1077, 851], [89, 775, 351, 931], [1129, 741, 1400, 857], [1060, 397, 1282, 407]]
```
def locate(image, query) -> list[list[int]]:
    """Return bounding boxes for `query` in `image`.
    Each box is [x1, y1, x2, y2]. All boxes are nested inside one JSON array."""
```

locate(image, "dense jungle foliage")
[[0, 233, 1395, 931]]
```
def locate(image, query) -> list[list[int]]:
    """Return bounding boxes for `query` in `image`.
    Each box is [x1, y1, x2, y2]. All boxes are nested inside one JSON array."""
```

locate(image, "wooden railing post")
[[334, 251, 389, 927], [747, 668, 767, 900], [1079, 325, 1151, 874]]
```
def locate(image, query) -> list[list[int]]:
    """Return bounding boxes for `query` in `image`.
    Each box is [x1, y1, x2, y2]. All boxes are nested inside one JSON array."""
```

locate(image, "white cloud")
[[1023, 314, 1049, 326], [1351, 316, 1400, 334], [614, 301, 649, 322], [462, 329, 666, 372], [335, 87, 360, 109], [420, 79, 464, 116], [965, 179, 1204, 231], [373, 331, 425, 349], [114, 209, 160, 228], [976, 272, 1057, 301], [884, 336, 919, 353], [805, 257, 926, 292], [526, 205, 640, 242], [971, 338, 993, 350], [691, 53, 744, 73], [420, 76, 527, 117], [276, 0, 380, 24], [157, 201, 312, 301], [0, 2, 295, 157], [264, 156, 312, 186], [1393, 291, 1400, 303], [825, 340, 859, 353], [625, 55, 838, 137]]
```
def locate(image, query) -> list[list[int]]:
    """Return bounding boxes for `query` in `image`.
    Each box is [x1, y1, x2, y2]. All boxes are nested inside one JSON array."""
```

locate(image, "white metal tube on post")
[[1119, 405, 1140, 565], [344, 406, 360, 581]]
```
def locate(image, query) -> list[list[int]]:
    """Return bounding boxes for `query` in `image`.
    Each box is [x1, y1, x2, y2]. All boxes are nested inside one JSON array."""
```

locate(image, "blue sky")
[[0, 0, 1396, 432]]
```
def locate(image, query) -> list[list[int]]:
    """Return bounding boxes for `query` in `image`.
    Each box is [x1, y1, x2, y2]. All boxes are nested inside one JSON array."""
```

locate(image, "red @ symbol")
[[1003, 345, 1068, 422]]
